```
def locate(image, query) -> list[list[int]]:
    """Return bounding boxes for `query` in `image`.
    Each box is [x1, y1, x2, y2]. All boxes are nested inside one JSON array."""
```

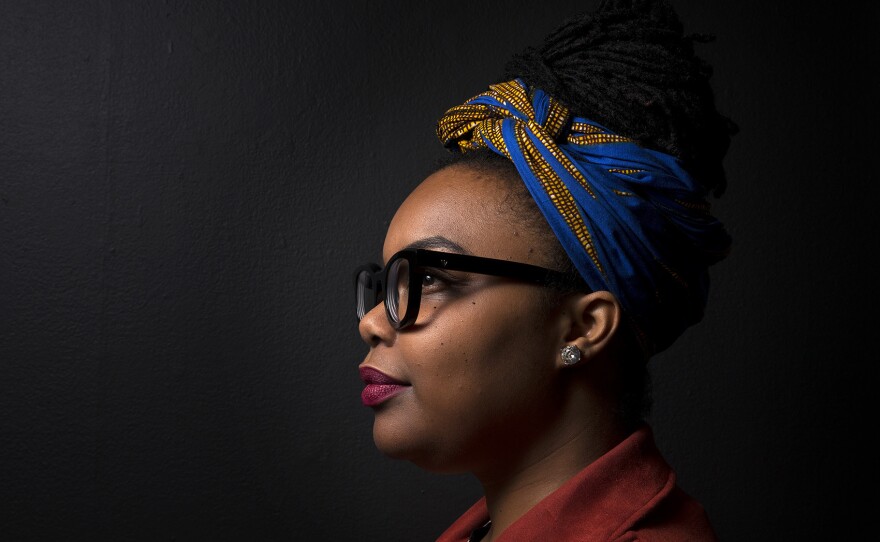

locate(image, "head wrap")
[[436, 79, 731, 357]]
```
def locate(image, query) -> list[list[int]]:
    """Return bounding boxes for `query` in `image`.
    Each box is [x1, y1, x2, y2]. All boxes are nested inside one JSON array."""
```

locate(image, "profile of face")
[[357, 165, 580, 475]]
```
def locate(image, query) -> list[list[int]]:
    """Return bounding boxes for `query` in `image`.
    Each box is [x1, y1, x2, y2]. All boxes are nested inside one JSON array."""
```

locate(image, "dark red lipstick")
[[359, 366, 409, 407]]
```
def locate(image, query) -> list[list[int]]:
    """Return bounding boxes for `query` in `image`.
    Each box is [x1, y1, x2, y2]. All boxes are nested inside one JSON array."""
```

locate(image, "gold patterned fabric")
[[435, 79, 731, 357]]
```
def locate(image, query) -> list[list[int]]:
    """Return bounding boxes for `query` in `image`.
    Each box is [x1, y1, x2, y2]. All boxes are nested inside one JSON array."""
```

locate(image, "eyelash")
[[420, 269, 455, 292]]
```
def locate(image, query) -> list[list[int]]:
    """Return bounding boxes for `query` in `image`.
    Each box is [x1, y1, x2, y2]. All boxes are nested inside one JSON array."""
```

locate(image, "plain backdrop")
[[1, 1, 876, 541]]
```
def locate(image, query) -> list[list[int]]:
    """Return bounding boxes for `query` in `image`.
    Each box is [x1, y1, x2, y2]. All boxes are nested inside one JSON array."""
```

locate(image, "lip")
[[359, 366, 410, 407]]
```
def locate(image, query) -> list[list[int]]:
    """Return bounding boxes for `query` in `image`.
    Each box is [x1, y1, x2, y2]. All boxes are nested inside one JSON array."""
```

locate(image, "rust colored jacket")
[[435, 426, 718, 542]]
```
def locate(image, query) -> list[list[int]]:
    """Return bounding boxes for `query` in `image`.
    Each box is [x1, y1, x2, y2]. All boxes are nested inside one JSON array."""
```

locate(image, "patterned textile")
[[437, 79, 731, 355]]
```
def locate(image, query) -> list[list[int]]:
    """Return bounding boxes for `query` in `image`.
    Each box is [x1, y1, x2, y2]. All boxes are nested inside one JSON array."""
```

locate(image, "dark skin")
[[358, 164, 631, 541]]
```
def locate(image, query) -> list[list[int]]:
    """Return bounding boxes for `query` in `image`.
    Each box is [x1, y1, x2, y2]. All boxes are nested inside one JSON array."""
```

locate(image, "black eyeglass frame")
[[354, 248, 580, 330]]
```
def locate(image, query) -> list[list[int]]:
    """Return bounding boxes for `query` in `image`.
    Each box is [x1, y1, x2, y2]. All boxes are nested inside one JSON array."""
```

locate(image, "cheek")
[[371, 287, 559, 470], [412, 287, 556, 410]]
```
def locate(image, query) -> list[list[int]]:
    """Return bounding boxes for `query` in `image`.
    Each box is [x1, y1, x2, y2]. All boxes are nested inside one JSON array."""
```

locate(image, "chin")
[[372, 423, 468, 474], [372, 420, 420, 461]]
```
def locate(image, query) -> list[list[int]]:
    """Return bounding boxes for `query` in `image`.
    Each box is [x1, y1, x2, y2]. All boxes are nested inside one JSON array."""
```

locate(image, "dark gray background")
[[1, 1, 875, 541]]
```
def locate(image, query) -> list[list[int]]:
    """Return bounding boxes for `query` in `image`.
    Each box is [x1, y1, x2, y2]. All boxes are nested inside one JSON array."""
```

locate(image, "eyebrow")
[[403, 236, 471, 254]]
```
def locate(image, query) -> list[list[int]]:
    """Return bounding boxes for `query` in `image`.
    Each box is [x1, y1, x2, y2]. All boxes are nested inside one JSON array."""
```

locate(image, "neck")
[[475, 407, 629, 542]]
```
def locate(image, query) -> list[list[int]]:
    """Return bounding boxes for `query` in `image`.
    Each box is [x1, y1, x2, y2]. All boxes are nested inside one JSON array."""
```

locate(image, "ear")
[[557, 290, 622, 368]]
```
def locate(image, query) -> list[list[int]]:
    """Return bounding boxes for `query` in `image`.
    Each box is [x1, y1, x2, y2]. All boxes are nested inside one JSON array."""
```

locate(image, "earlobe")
[[563, 291, 622, 363]]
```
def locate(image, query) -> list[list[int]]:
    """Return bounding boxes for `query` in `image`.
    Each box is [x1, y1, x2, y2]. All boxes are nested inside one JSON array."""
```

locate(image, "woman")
[[354, 1, 735, 540]]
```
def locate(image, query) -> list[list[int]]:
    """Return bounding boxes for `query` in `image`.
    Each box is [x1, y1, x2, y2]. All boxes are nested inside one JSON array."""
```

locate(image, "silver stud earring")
[[560, 345, 581, 366]]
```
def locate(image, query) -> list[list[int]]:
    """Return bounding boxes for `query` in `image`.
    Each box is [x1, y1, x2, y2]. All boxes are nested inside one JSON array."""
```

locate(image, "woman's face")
[[358, 165, 569, 474]]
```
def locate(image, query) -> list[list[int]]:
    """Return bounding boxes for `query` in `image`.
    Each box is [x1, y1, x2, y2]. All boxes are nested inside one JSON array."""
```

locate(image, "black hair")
[[503, 0, 737, 196], [433, 0, 736, 427]]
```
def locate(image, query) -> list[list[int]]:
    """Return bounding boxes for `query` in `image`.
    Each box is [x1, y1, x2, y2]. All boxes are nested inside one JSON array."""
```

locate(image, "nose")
[[358, 301, 395, 347]]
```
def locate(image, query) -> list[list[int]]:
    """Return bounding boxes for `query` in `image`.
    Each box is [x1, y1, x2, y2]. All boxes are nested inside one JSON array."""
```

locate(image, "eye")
[[419, 268, 458, 295], [421, 271, 451, 292]]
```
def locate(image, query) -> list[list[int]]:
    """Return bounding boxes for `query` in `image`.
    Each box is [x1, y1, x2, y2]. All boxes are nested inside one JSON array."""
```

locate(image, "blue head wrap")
[[436, 79, 731, 357]]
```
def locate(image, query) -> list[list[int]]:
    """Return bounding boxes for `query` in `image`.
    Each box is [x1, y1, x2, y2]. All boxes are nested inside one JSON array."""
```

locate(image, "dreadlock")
[[502, 0, 737, 196]]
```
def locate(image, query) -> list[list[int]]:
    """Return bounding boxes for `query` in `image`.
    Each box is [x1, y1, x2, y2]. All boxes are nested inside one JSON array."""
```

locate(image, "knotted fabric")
[[436, 79, 731, 356]]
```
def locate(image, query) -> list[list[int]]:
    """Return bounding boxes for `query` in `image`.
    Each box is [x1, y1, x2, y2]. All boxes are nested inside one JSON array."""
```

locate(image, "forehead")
[[383, 166, 548, 265]]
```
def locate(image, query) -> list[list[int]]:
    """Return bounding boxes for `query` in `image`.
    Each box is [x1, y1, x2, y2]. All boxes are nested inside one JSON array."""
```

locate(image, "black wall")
[[1, 1, 875, 540]]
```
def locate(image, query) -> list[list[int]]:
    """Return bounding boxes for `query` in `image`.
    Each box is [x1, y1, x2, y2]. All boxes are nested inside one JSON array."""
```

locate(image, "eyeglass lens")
[[386, 258, 409, 324], [356, 257, 412, 326], [355, 269, 377, 320]]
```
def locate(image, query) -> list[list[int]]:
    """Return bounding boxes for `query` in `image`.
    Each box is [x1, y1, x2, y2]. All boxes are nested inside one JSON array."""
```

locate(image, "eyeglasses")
[[354, 248, 577, 330]]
